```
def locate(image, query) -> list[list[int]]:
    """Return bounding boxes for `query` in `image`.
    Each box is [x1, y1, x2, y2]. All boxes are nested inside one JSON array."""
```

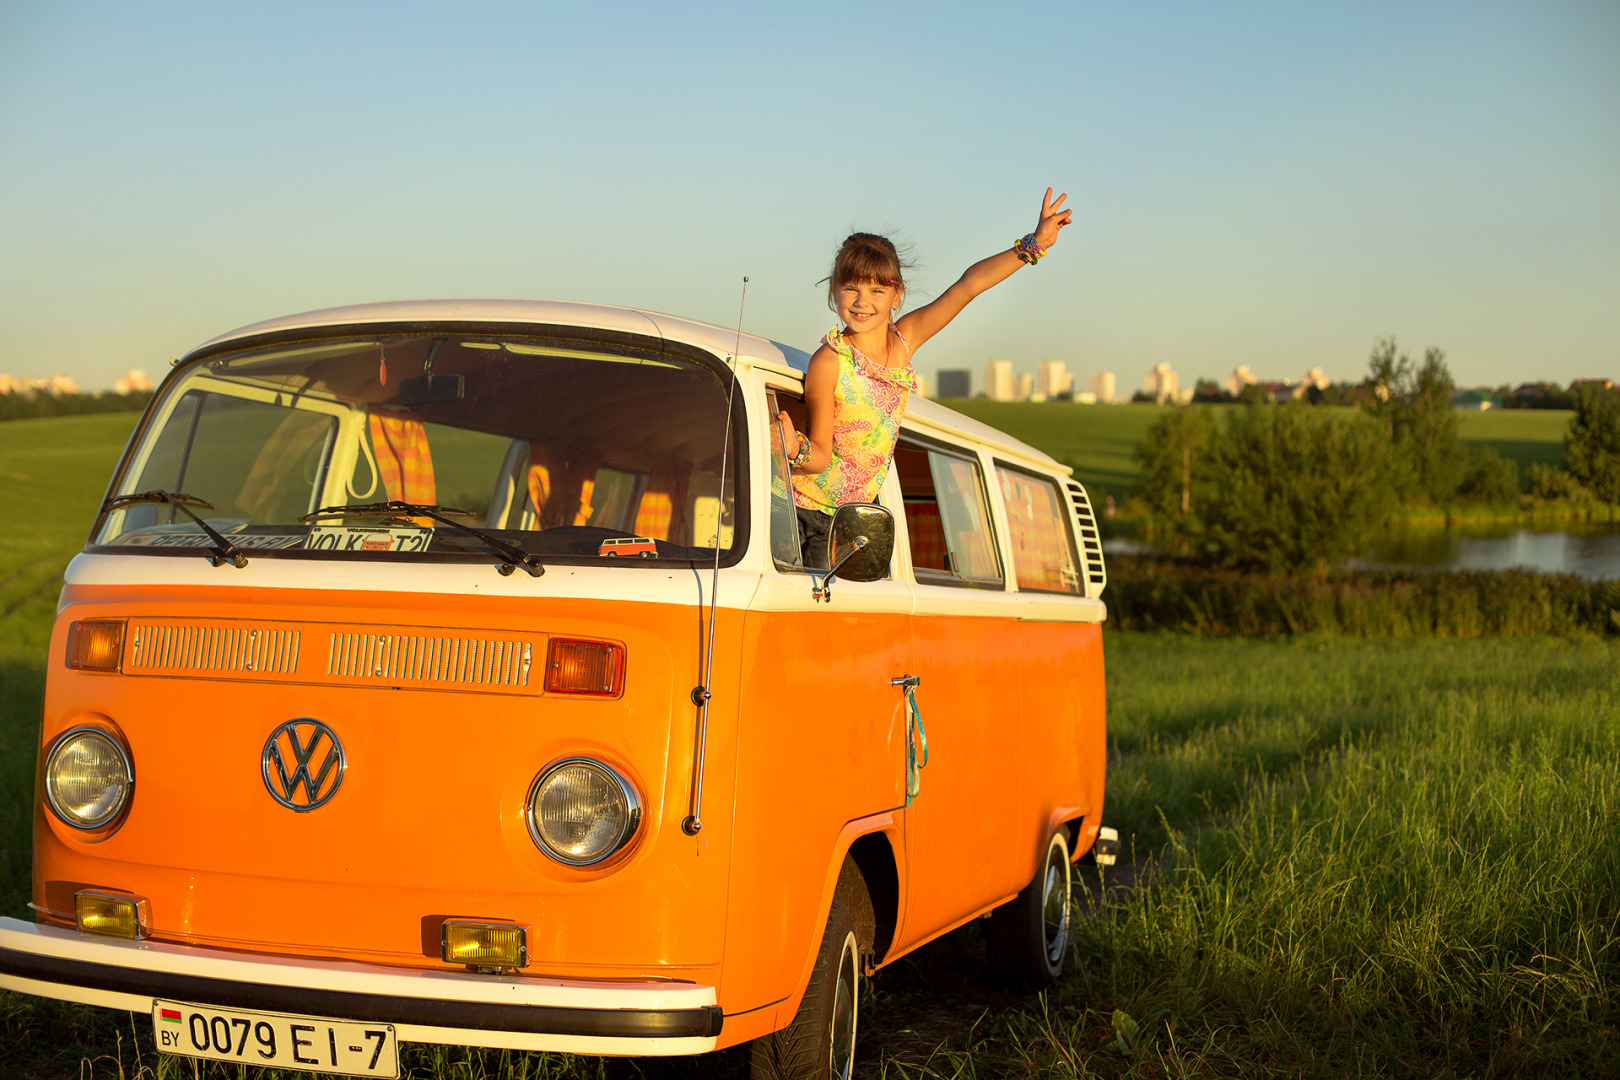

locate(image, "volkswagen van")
[[0, 299, 1113, 1079]]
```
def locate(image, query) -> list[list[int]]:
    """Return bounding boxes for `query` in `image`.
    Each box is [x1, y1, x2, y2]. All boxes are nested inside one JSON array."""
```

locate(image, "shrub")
[[1456, 446, 1520, 504], [1526, 462, 1590, 502], [1106, 555, 1620, 637], [1197, 404, 1397, 575], [0, 390, 152, 422], [1564, 385, 1620, 503]]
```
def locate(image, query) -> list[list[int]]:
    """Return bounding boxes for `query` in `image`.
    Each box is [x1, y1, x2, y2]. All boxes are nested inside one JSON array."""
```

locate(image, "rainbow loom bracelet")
[[788, 432, 812, 467], [1014, 233, 1046, 265]]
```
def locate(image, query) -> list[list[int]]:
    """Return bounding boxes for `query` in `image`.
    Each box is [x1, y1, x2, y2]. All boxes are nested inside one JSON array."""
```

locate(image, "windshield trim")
[[90, 324, 750, 571]]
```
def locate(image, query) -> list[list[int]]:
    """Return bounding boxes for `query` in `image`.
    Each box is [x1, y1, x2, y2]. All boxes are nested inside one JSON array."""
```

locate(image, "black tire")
[[751, 899, 859, 1080], [985, 828, 1072, 988]]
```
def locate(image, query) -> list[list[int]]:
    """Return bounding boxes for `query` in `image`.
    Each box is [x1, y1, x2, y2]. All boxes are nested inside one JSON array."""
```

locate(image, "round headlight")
[[526, 758, 641, 866], [45, 727, 133, 830]]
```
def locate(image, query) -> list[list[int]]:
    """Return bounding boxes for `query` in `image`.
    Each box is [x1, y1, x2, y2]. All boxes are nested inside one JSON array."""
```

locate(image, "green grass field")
[[938, 400, 1573, 504], [2, 412, 1615, 1077]]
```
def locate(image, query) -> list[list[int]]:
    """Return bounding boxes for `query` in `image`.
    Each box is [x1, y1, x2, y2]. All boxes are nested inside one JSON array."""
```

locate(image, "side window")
[[894, 439, 1003, 588], [995, 465, 1082, 595], [767, 389, 805, 569]]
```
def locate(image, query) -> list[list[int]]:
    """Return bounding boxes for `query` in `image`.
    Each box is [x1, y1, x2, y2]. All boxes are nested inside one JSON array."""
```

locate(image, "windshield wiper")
[[300, 501, 544, 578], [102, 491, 249, 569]]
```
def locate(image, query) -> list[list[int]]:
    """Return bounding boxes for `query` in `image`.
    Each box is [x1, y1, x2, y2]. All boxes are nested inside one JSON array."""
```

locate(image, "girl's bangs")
[[834, 247, 902, 289]]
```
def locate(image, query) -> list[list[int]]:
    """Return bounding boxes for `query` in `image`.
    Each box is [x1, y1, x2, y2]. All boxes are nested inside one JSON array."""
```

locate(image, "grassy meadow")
[[2, 412, 1617, 1077]]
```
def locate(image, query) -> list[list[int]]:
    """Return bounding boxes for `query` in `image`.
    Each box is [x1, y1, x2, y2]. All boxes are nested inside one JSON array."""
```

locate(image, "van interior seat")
[[904, 499, 948, 571]]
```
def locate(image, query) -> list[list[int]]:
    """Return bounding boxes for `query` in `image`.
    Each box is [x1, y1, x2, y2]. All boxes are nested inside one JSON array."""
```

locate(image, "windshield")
[[92, 333, 741, 565]]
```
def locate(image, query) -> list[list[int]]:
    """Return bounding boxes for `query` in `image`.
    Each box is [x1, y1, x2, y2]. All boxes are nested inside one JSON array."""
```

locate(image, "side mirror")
[[812, 504, 894, 602], [829, 503, 894, 581]]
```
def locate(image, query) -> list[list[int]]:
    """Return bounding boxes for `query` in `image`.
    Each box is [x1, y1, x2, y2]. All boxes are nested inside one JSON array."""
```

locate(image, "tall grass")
[[1011, 634, 1620, 1078], [1108, 555, 1620, 637]]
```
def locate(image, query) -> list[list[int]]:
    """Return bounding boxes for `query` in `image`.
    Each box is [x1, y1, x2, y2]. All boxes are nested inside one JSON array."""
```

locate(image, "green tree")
[[1405, 347, 1466, 502], [1197, 404, 1397, 576], [1135, 407, 1217, 551], [1358, 338, 1465, 504], [1563, 386, 1620, 503]]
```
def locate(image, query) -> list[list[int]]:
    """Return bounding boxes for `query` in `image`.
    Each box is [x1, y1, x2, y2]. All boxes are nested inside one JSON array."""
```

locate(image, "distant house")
[[1256, 380, 1299, 403]]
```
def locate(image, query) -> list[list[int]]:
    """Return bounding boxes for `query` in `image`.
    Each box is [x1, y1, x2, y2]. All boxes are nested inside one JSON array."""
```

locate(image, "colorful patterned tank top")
[[793, 326, 917, 515]]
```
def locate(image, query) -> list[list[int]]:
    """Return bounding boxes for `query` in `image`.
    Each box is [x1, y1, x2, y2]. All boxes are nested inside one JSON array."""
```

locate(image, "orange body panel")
[[35, 582, 744, 984], [723, 604, 911, 1029]]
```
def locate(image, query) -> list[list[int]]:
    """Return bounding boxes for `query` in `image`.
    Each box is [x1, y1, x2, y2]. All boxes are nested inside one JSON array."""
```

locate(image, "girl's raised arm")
[[895, 188, 1072, 353]]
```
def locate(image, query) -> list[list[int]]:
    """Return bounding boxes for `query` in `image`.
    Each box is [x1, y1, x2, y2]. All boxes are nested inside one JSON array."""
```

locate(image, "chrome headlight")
[[45, 727, 133, 830], [526, 758, 641, 866]]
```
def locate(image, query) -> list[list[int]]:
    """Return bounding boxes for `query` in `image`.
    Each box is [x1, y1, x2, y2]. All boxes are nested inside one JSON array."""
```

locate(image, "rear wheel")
[[985, 828, 1071, 988], [751, 899, 859, 1080]]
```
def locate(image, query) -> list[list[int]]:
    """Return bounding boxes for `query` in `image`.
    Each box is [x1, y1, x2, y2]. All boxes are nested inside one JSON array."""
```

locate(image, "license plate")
[[152, 999, 398, 1077], [306, 522, 434, 553]]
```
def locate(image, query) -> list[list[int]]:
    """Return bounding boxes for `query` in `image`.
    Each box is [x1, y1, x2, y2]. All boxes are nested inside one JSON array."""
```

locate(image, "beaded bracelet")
[[788, 431, 812, 468], [1014, 233, 1047, 265]]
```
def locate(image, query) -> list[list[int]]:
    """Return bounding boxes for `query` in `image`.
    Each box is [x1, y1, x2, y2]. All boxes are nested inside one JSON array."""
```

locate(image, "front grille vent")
[[1064, 479, 1107, 598], [327, 632, 534, 690], [126, 623, 302, 676]]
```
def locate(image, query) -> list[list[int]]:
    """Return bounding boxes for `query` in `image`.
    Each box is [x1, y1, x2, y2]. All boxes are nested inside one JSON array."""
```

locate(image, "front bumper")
[[0, 918, 721, 1056]]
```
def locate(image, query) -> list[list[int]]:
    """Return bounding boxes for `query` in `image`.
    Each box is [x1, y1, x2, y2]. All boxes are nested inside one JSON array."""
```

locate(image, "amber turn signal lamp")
[[74, 890, 147, 939], [545, 639, 624, 696], [67, 620, 124, 673], [441, 920, 527, 970]]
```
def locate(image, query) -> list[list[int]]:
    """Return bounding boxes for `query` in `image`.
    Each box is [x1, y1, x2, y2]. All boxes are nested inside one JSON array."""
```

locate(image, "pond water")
[[1104, 523, 1620, 580], [1355, 523, 1620, 581]]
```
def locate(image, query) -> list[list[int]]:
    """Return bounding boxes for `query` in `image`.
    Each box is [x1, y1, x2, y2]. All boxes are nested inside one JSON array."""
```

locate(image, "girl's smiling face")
[[836, 279, 901, 332]]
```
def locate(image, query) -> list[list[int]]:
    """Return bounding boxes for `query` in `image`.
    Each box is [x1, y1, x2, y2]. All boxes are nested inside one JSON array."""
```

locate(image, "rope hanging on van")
[[903, 681, 929, 805]]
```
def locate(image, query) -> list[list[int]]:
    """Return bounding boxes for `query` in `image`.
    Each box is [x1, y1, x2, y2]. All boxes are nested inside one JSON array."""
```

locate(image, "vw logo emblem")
[[261, 719, 345, 812]]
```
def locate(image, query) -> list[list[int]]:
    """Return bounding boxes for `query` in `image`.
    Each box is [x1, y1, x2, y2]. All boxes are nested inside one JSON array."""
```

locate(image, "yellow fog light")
[[74, 890, 148, 939], [441, 921, 527, 970]]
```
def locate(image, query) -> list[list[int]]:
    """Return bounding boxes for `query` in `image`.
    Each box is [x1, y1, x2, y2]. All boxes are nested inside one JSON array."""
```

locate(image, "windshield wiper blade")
[[301, 501, 544, 578], [102, 491, 249, 569]]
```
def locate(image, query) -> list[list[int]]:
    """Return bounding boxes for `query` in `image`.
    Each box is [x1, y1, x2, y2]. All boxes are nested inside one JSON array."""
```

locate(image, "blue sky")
[[2, 1, 1616, 392]]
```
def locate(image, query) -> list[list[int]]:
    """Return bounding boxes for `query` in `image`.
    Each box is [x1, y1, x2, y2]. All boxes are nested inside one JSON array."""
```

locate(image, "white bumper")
[[0, 918, 720, 1056]]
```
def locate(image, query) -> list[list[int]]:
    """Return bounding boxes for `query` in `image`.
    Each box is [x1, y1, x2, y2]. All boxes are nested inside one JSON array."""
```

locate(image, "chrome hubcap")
[[829, 937, 857, 1080], [1041, 851, 1070, 965]]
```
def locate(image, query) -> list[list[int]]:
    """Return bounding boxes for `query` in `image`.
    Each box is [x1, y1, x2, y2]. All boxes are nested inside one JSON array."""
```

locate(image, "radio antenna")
[[684, 275, 748, 836]]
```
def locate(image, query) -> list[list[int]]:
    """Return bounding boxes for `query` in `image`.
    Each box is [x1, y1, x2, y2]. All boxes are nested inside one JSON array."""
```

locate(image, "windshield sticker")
[[306, 523, 434, 553], [598, 537, 659, 557], [113, 527, 308, 551]]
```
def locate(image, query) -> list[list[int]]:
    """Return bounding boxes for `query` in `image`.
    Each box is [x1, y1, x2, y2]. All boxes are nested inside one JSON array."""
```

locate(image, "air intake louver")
[[127, 622, 301, 676], [1064, 479, 1107, 598], [327, 632, 534, 690], [119, 619, 543, 695]]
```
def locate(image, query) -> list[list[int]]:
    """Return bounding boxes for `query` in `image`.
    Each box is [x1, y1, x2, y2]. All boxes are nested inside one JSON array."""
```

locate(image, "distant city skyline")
[[2, 3, 1616, 390]]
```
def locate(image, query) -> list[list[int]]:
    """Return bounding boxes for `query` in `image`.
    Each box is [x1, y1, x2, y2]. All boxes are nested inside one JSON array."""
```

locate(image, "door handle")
[[890, 674, 921, 687]]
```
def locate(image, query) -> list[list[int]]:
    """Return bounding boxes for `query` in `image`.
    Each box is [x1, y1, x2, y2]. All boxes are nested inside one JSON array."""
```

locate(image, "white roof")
[[189, 298, 1057, 469]]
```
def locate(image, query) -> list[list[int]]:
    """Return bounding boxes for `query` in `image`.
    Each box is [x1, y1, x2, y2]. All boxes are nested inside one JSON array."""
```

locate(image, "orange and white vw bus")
[[0, 300, 1113, 1079]]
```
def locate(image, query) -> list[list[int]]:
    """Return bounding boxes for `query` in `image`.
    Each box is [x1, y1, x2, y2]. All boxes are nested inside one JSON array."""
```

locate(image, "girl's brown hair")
[[826, 233, 911, 314]]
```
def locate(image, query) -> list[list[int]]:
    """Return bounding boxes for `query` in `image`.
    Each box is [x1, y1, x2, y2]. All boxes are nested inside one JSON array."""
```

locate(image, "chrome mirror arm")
[[811, 535, 868, 603]]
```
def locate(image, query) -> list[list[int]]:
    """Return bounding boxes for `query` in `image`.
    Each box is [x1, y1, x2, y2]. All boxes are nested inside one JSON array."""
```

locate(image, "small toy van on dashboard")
[[0, 300, 1113, 1079]]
